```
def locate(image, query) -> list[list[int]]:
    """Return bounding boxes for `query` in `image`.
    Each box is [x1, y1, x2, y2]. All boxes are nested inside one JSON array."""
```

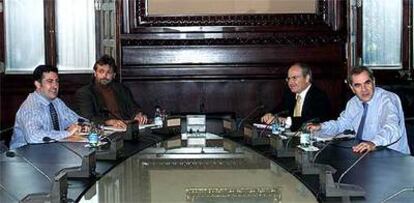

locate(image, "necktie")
[[293, 95, 302, 117], [49, 103, 60, 131], [356, 102, 368, 140]]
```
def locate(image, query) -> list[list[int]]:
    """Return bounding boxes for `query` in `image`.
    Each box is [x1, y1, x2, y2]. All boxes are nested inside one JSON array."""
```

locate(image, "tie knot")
[[362, 102, 368, 108], [296, 95, 301, 101]]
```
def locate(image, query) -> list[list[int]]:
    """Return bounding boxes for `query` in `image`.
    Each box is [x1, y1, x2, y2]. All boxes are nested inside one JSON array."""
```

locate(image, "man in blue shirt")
[[308, 66, 410, 154], [10, 65, 85, 149]]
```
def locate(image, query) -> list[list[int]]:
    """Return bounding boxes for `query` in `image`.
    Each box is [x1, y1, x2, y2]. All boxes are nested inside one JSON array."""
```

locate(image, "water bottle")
[[272, 122, 280, 135], [154, 106, 163, 127], [88, 123, 99, 147], [300, 128, 311, 147]]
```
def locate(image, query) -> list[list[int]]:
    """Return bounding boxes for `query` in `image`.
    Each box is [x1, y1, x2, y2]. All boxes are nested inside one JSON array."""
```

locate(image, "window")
[[362, 0, 402, 69], [352, 0, 409, 70], [4, 0, 96, 73]]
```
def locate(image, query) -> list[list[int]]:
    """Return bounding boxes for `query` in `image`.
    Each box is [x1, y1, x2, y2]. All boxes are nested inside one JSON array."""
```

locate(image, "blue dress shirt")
[[319, 87, 410, 154], [10, 91, 82, 149]]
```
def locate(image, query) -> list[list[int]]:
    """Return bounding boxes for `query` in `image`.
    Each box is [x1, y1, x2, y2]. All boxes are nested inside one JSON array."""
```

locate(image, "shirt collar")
[[297, 84, 312, 99], [33, 91, 55, 106]]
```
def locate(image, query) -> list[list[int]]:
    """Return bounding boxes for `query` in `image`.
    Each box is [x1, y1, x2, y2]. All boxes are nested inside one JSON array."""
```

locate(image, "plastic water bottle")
[[300, 129, 311, 147], [88, 123, 99, 147], [272, 122, 280, 135], [154, 107, 163, 127]]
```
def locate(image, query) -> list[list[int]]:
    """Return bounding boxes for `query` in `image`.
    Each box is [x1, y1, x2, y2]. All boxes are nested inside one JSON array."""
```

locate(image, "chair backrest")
[[405, 118, 414, 155], [0, 140, 8, 153], [0, 126, 13, 149]]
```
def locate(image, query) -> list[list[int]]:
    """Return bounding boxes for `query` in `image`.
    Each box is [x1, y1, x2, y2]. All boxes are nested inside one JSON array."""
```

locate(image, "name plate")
[[223, 120, 233, 130], [167, 118, 181, 127], [244, 127, 253, 138]]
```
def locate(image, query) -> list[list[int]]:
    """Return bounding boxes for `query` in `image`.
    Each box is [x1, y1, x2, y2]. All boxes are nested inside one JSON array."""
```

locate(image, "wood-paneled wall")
[[120, 0, 348, 118], [1, 0, 349, 140]]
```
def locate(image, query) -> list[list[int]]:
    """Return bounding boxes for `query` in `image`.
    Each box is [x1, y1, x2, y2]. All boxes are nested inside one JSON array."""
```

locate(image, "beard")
[[96, 78, 112, 86]]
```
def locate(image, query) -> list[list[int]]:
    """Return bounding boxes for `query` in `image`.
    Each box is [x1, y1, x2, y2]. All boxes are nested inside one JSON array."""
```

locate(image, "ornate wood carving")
[[126, 0, 343, 32]]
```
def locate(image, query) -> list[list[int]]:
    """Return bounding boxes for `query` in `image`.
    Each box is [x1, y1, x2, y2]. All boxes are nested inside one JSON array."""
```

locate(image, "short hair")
[[93, 55, 117, 73], [347, 66, 375, 85], [33, 65, 58, 82], [291, 62, 313, 82]]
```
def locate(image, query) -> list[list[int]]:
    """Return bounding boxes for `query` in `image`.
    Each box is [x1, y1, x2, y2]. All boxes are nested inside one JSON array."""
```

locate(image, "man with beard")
[[75, 55, 148, 128], [10, 65, 85, 149]]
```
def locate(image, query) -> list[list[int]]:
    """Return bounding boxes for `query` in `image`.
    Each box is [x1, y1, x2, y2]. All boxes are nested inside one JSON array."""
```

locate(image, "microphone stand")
[[43, 137, 96, 178], [236, 105, 264, 133], [3, 150, 69, 202], [381, 187, 414, 202], [321, 150, 367, 199]]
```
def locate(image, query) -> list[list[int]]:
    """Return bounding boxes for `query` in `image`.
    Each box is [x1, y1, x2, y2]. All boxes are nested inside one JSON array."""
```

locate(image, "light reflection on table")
[[79, 135, 317, 203]]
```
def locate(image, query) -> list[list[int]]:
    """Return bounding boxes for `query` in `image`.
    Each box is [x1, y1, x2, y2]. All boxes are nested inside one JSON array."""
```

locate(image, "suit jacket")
[[279, 85, 331, 131], [75, 81, 142, 124]]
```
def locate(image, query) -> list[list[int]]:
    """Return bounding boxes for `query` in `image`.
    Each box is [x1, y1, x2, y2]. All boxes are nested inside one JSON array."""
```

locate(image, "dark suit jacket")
[[278, 85, 331, 131], [75, 81, 142, 124]]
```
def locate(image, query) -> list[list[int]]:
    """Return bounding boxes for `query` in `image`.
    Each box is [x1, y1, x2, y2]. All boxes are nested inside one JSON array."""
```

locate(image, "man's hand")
[[66, 124, 82, 136], [134, 112, 148, 125], [261, 113, 275, 124], [306, 123, 321, 133], [105, 119, 127, 129], [352, 141, 376, 153]]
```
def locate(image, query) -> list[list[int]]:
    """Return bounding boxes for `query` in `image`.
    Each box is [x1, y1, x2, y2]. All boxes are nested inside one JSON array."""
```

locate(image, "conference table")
[[78, 133, 317, 203], [2, 117, 414, 202]]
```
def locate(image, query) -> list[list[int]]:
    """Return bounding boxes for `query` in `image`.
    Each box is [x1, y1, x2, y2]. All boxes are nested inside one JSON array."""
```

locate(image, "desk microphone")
[[381, 187, 414, 202], [43, 137, 85, 159], [43, 136, 96, 178], [312, 130, 355, 163], [336, 133, 402, 187], [236, 104, 265, 132], [258, 110, 288, 137], [5, 150, 53, 183]]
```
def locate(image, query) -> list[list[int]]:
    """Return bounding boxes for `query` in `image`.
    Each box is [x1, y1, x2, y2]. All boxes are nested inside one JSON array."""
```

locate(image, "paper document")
[[314, 133, 355, 142], [253, 123, 271, 129], [103, 126, 127, 132], [139, 123, 159, 130]]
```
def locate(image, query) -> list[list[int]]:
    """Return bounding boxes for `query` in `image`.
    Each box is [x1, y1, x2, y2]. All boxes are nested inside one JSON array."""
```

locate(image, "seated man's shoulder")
[[378, 88, 402, 104]]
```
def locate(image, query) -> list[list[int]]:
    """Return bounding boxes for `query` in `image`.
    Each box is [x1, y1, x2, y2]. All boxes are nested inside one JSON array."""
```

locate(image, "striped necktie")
[[49, 103, 60, 131], [356, 102, 368, 140]]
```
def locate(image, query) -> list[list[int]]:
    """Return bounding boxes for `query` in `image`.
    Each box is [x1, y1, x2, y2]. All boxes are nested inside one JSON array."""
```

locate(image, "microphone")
[[374, 136, 402, 151], [382, 187, 414, 202], [3, 149, 71, 202], [258, 110, 288, 137], [43, 136, 96, 178], [337, 150, 369, 185], [312, 130, 355, 163], [236, 104, 265, 132], [5, 150, 53, 183]]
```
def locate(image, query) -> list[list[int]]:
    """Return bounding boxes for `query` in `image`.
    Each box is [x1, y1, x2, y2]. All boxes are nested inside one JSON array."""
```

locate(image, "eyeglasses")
[[285, 75, 303, 82]]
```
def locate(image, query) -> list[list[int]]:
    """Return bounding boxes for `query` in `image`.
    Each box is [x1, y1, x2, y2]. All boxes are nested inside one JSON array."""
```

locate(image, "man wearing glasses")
[[261, 63, 331, 131], [307, 66, 410, 154]]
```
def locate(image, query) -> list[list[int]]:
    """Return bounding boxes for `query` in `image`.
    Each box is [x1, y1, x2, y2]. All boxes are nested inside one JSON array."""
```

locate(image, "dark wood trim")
[[0, 0, 4, 63], [125, 0, 344, 33], [402, 0, 411, 71], [44, 0, 56, 66]]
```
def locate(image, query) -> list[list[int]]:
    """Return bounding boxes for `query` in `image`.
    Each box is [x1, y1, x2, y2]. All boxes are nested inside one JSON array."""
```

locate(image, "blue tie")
[[49, 103, 60, 131], [356, 102, 368, 140]]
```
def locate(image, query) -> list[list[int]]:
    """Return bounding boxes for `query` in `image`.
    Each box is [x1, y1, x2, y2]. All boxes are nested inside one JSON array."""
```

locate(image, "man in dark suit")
[[261, 63, 331, 131], [75, 55, 148, 128]]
